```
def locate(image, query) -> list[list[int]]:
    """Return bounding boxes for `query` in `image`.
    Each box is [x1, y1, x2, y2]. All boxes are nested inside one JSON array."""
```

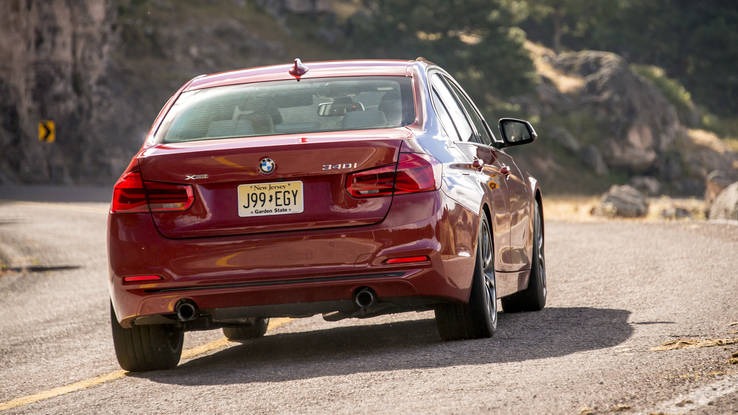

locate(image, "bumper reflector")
[[385, 255, 430, 264], [122, 275, 163, 284]]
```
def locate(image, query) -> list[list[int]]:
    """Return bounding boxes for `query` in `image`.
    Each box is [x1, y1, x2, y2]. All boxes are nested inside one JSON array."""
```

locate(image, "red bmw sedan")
[[108, 58, 546, 371]]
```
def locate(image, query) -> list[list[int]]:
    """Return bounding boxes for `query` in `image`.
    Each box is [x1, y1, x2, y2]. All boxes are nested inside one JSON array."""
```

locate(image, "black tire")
[[435, 214, 498, 340], [502, 199, 547, 312], [222, 317, 269, 341], [110, 303, 183, 372]]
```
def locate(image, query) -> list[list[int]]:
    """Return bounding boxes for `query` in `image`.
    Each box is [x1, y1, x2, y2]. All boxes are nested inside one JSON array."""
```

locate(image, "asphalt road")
[[0, 186, 737, 414]]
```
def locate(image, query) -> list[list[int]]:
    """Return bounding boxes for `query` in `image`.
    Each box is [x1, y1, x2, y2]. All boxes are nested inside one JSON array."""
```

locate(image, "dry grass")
[[544, 196, 706, 222], [325, 0, 361, 20], [651, 337, 738, 351], [687, 128, 734, 154], [685, 128, 738, 169], [526, 41, 585, 93], [644, 196, 707, 221], [724, 137, 738, 153], [544, 196, 600, 222]]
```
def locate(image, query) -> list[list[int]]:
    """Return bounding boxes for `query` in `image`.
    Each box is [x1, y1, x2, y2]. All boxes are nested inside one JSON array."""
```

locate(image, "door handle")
[[472, 158, 484, 171]]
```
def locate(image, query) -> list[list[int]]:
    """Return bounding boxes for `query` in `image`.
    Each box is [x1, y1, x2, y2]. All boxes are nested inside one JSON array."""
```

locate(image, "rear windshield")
[[156, 76, 415, 143]]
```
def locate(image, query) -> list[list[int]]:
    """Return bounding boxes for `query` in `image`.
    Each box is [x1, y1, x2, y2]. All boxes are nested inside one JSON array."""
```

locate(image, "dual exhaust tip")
[[175, 288, 376, 322]]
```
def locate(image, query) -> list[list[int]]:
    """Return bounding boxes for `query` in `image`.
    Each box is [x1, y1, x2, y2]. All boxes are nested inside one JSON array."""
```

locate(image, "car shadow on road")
[[134, 306, 632, 386]]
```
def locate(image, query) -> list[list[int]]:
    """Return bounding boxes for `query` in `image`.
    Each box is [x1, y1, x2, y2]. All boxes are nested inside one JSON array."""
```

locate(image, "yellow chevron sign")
[[38, 120, 55, 143]]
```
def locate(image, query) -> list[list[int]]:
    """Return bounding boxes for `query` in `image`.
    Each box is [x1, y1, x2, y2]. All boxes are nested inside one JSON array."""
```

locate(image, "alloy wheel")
[[479, 218, 497, 328], [535, 203, 546, 299]]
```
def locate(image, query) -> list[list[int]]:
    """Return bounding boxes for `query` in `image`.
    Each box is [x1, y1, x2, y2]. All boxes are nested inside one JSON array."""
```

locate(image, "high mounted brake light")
[[288, 58, 309, 81], [111, 171, 194, 213]]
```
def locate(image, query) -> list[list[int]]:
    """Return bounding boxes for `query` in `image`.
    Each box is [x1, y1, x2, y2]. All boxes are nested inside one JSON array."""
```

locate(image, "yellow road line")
[[0, 370, 127, 412], [0, 317, 292, 412]]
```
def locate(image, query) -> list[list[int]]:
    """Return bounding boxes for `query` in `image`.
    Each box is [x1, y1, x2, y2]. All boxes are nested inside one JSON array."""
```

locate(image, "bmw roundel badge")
[[259, 157, 276, 174]]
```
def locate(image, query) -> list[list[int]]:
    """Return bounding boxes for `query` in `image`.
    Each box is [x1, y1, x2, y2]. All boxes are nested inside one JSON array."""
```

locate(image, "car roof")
[[185, 59, 428, 91]]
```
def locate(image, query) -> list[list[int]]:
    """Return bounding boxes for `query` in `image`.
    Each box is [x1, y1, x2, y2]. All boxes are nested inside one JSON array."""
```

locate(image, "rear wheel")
[[502, 199, 546, 312], [110, 303, 183, 372], [436, 214, 498, 340], [222, 317, 269, 341]]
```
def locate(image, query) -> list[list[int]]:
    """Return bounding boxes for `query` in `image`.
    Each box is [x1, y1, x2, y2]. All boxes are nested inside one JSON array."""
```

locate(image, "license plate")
[[237, 181, 304, 217]]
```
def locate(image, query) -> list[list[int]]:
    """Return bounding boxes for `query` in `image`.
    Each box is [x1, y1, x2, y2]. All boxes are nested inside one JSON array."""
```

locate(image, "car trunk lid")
[[137, 130, 411, 238]]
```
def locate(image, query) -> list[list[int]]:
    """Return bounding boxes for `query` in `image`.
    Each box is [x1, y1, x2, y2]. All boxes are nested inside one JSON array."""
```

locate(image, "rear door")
[[137, 130, 410, 238], [440, 77, 532, 272], [429, 73, 513, 271]]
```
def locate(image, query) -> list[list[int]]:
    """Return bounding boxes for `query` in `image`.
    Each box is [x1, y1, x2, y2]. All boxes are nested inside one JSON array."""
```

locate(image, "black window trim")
[[430, 85, 463, 142], [435, 73, 504, 148], [429, 72, 476, 143]]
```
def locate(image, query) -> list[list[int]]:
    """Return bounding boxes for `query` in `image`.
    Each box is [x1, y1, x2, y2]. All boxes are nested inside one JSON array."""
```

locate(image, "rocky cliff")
[[0, 0, 118, 183]]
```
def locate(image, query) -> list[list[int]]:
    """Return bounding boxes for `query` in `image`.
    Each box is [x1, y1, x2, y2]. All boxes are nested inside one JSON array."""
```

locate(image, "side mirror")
[[498, 118, 537, 147]]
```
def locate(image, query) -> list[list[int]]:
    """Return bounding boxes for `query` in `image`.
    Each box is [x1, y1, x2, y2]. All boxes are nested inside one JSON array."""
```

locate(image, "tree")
[[350, 0, 536, 101], [519, 0, 738, 116]]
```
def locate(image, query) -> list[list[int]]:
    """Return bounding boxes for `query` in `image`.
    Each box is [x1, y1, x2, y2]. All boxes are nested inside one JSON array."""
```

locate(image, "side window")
[[431, 89, 461, 142], [446, 81, 496, 146], [431, 75, 474, 142]]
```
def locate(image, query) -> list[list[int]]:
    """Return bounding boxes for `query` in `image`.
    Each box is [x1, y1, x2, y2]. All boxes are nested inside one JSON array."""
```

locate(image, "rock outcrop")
[[592, 185, 649, 218], [521, 44, 738, 195], [630, 176, 660, 196], [708, 182, 738, 221], [705, 170, 736, 208], [553, 52, 680, 175]]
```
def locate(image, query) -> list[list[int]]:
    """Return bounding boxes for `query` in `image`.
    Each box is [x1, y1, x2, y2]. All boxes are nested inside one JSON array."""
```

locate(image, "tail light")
[[346, 153, 441, 198], [111, 171, 194, 213]]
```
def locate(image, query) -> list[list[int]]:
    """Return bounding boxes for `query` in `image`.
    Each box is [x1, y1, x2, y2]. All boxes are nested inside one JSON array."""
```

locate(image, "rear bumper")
[[108, 192, 477, 327]]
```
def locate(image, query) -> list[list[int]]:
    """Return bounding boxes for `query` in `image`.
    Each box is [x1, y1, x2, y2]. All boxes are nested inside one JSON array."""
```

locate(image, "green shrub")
[[631, 64, 696, 125]]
